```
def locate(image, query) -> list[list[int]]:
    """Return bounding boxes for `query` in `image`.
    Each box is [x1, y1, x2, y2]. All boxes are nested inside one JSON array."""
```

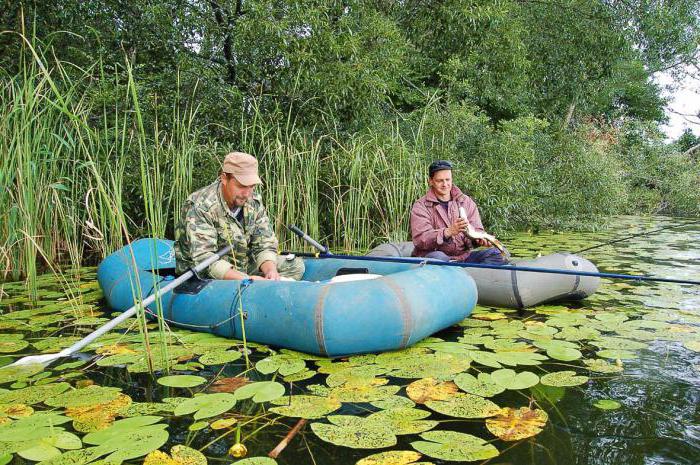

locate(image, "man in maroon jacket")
[[410, 160, 508, 264]]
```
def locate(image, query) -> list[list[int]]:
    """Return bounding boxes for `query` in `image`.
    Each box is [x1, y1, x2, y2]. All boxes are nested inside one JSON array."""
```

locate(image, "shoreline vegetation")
[[2, 2, 700, 288]]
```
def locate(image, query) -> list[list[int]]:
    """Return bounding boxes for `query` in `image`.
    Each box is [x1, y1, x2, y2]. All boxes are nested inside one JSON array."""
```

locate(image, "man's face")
[[428, 169, 452, 199], [220, 173, 255, 208]]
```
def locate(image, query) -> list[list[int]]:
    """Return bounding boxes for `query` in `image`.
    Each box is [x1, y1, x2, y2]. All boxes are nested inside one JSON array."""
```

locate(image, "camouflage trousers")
[[248, 254, 305, 280]]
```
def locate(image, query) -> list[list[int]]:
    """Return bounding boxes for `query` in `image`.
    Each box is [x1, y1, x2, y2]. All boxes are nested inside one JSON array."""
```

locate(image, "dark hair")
[[428, 160, 453, 177]]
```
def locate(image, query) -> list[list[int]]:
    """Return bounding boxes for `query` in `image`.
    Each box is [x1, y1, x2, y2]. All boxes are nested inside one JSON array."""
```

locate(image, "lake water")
[[0, 215, 698, 465]]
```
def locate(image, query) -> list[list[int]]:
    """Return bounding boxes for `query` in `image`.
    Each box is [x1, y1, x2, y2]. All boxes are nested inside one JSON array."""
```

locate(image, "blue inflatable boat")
[[97, 239, 477, 357]]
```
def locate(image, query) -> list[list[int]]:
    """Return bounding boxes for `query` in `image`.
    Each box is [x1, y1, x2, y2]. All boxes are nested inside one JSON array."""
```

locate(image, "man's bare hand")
[[473, 238, 491, 248], [260, 260, 280, 280], [445, 218, 468, 238]]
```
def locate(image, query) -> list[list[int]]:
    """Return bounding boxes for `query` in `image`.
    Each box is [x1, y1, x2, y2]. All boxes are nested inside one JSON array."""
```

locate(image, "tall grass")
[[1, 37, 698, 288]]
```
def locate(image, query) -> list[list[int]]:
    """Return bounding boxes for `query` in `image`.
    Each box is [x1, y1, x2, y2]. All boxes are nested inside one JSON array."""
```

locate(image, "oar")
[[286, 225, 700, 286], [10, 244, 233, 367]]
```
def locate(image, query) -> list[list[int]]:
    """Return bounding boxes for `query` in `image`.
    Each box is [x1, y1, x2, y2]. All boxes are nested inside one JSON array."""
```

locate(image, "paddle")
[[10, 243, 233, 367], [286, 224, 700, 286]]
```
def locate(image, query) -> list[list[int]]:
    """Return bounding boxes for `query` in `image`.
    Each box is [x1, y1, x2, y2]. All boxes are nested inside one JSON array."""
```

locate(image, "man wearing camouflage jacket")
[[175, 151, 304, 281]]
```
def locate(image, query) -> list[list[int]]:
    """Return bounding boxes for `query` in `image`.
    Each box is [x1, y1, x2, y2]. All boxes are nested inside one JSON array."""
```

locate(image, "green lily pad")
[[454, 373, 505, 397], [311, 415, 396, 449], [199, 350, 243, 365], [591, 337, 647, 351], [98, 424, 169, 461], [593, 399, 621, 410], [0, 339, 29, 353], [540, 371, 589, 387], [326, 366, 388, 387], [45, 386, 122, 408], [232, 457, 278, 465], [157, 375, 207, 388], [83, 416, 164, 445], [0, 363, 44, 384], [0, 382, 70, 405], [425, 393, 501, 418], [383, 353, 470, 379], [30, 446, 107, 465], [283, 368, 317, 382], [490, 369, 540, 390], [355, 450, 425, 465], [583, 358, 624, 373], [411, 430, 499, 461], [270, 395, 341, 419], [329, 380, 400, 403], [256, 354, 306, 376], [233, 381, 285, 403], [17, 431, 82, 461], [173, 393, 236, 420], [596, 349, 637, 360], [370, 396, 416, 410], [366, 408, 437, 435]]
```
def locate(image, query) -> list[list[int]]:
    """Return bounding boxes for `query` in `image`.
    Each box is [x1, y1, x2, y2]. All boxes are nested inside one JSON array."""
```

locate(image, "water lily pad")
[[233, 381, 285, 403], [270, 395, 341, 419], [0, 363, 44, 384], [174, 393, 236, 420], [143, 445, 206, 465], [383, 353, 470, 379], [596, 349, 637, 360], [0, 339, 29, 353], [425, 393, 501, 418], [593, 399, 621, 410], [582, 358, 624, 374], [83, 416, 165, 445], [485, 407, 548, 441], [684, 341, 700, 352], [356, 450, 426, 465], [311, 415, 396, 449], [98, 424, 169, 461], [232, 457, 277, 465], [328, 379, 400, 403], [326, 366, 388, 387], [211, 418, 237, 429], [411, 430, 499, 461], [199, 350, 243, 365], [0, 403, 33, 418], [540, 371, 589, 387], [406, 378, 459, 404], [490, 369, 539, 390], [188, 421, 209, 431], [16, 431, 82, 461], [65, 393, 132, 432], [157, 375, 207, 388], [366, 408, 437, 435], [45, 386, 122, 408], [370, 396, 415, 410], [256, 354, 306, 376], [30, 446, 106, 465], [453, 373, 504, 397]]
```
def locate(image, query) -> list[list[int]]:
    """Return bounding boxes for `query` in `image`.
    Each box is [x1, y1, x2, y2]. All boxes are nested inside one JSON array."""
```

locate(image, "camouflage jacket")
[[174, 180, 278, 279]]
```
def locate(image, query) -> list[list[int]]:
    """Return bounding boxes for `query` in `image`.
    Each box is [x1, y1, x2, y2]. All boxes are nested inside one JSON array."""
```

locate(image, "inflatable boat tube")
[[97, 239, 477, 357], [367, 242, 600, 309]]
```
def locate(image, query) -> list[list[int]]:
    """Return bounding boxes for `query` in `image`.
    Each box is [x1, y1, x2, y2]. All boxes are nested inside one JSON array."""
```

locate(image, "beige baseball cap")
[[222, 151, 262, 186]]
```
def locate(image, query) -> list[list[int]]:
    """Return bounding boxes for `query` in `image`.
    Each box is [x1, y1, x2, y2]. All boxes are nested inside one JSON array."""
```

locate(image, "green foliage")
[[1, 1, 699, 281]]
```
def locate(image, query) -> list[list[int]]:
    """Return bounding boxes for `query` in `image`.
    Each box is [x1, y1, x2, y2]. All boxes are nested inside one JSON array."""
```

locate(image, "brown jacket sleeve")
[[410, 199, 446, 250]]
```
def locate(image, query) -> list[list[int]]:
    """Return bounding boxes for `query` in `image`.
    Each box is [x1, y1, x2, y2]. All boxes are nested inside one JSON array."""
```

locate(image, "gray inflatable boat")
[[367, 242, 600, 309]]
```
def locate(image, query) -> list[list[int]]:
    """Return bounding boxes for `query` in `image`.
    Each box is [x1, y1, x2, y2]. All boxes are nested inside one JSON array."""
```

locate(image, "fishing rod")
[[286, 225, 700, 286], [574, 218, 700, 254]]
